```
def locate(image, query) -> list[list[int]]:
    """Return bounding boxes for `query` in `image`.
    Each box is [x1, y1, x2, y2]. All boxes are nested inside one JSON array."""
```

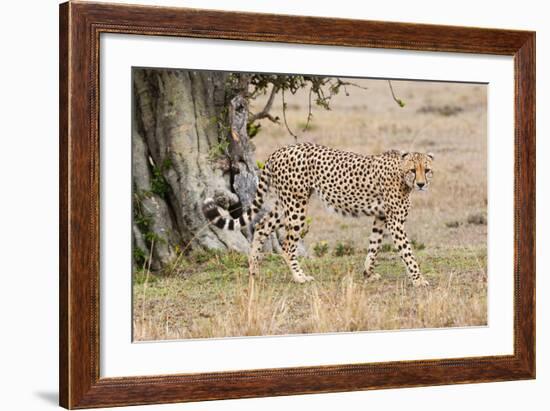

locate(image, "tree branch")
[[335, 78, 369, 93], [281, 87, 298, 141], [302, 87, 313, 132], [248, 84, 280, 123], [388, 80, 406, 107]]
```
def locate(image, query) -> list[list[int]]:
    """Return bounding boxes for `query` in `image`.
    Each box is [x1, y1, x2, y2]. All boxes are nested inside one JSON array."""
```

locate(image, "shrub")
[[133, 247, 148, 267], [467, 213, 487, 225], [333, 241, 355, 257], [133, 270, 158, 285], [380, 243, 393, 253], [313, 241, 329, 257], [410, 239, 426, 250], [445, 220, 461, 228]]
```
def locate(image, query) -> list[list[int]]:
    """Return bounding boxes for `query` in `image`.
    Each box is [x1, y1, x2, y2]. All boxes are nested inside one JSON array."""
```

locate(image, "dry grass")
[[134, 245, 487, 341], [133, 77, 488, 341]]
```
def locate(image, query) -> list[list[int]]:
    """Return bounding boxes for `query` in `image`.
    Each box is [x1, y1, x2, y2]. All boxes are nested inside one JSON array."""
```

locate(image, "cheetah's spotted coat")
[[203, 143, 433, 286]]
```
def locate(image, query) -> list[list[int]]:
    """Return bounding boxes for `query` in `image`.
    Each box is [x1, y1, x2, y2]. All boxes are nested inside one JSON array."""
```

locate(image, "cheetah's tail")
[[202, 166, 271, 231]]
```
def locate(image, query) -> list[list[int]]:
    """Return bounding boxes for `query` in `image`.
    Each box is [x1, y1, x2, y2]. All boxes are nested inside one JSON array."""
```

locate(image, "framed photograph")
[[59, 1, 535, 408]]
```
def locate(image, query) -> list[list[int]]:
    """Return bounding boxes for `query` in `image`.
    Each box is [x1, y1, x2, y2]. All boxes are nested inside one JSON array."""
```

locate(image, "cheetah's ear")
[[427, 152, 434, 160], [400, 151, 409, 159]]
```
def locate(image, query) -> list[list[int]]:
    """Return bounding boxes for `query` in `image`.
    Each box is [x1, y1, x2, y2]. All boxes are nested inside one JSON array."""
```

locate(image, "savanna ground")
[[133, 78, 487, 341]]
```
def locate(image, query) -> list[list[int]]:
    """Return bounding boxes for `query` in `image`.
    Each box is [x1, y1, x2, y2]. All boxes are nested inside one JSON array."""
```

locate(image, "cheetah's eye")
[[409, 168, 416, 173], [425, 168, 431, 173]]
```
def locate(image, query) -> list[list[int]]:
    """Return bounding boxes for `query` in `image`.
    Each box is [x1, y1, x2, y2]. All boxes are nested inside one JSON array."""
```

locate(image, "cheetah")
[[203, 142, 433, 286]]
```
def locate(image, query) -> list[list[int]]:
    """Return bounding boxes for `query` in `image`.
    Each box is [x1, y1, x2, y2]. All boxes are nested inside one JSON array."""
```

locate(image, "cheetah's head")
[[400, 152, 434, 191]]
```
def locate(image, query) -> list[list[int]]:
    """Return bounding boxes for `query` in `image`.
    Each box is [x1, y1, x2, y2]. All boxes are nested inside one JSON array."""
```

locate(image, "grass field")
[[133, 77, 488, 341], [133, 246, 486, 340]]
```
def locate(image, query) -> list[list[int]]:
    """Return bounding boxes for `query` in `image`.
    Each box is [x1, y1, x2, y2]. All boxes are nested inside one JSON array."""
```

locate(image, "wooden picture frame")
[[59, 1, 535, 408]]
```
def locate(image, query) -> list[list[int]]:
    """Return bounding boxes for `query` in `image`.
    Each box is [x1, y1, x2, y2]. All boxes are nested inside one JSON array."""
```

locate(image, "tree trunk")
[[132, 69, 257, 270]]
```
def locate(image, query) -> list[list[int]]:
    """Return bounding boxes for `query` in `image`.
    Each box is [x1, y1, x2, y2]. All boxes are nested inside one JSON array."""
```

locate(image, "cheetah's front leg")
[[281, 230, 313, 283], [363, 216, 385, 282], [386, 217, 429, 287], [281, 200, 313, 283]]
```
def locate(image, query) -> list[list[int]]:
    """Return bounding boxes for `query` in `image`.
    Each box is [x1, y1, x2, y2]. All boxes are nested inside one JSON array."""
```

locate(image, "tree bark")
[[132, 69, 257, 270]]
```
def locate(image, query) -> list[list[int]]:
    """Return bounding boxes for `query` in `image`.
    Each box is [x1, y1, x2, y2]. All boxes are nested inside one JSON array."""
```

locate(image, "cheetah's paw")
[[413, 277, 430, 287], [363, 272, 382, 283], [292, 273, 314, 283]]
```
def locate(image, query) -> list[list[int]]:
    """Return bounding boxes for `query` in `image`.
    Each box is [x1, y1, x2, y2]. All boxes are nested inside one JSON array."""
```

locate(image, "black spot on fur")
[[228, 200, 243, 219], [203, 204, 220, 221], [215, 218, 226, 229]]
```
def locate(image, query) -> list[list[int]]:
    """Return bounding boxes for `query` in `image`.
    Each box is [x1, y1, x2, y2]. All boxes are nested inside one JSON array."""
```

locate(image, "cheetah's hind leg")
[[248, 207, 282, 277]]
